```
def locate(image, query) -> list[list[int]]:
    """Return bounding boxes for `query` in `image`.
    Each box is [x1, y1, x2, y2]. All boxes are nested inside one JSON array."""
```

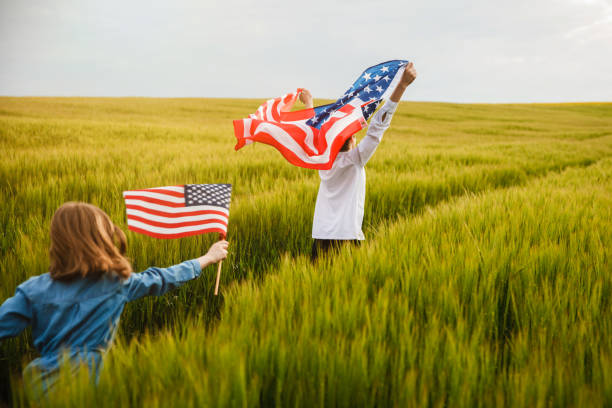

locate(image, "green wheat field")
[[1, 97, 611, 407]]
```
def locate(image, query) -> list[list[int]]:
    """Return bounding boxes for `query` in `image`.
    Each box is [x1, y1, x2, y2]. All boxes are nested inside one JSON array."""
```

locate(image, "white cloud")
[[566, 14, 612, 40]]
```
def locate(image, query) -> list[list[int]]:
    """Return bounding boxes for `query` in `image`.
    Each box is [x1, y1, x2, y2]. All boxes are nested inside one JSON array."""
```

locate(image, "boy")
[[302, 62, 418, 260]]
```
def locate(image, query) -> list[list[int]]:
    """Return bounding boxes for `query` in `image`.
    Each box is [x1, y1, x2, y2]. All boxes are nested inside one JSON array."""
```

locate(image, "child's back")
[[4, 259, 198, 373], [10, 272, 125, 374]]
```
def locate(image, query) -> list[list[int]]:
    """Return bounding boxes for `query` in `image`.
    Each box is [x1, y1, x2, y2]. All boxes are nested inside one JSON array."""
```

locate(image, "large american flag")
[[233, 60, 408, 169], [122, 184, 232, 239]]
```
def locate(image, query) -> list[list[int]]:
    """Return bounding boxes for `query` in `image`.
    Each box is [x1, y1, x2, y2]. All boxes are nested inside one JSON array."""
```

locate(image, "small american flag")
[[233, 60, 408, 169], [122, 184, 232, 239]]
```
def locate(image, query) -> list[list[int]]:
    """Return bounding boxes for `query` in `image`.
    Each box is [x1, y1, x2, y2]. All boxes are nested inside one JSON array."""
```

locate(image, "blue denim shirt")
[[0, 259, 201, 381]]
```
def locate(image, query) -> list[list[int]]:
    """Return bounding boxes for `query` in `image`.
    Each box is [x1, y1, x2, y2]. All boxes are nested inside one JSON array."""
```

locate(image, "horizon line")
[[0, 94, 611, 105]]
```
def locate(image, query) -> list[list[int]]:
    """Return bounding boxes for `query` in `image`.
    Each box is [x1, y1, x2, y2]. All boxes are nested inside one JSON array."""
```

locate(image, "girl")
[[0, 201, 228, 388]]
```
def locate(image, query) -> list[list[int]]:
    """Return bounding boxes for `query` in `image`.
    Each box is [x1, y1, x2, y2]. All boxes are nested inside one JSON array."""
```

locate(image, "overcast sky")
[[1, 0, 610, 102]]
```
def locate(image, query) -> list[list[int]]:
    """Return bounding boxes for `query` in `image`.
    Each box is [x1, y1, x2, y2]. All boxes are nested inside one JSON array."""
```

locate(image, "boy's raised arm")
[[348, 62, 418, 167], [389, 62, 417, 103]]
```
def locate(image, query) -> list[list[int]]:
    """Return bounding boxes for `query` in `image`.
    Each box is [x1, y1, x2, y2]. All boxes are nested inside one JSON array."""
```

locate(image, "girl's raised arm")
[[123, 240, 228, 301]]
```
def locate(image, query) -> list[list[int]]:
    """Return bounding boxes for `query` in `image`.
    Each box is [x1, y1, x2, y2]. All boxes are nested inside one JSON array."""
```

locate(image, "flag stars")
[[304, 61, 406, 129], [185, 184, 232, 209]]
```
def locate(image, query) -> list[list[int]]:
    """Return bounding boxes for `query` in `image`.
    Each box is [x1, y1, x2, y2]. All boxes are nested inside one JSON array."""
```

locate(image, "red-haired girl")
[[0, 202, 228, 388]]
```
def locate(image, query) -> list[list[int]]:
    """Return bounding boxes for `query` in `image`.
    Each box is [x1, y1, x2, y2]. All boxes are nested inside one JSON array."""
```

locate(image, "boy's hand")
[[390, 62, 417, 102], [198, 240, 229, 268], [299, 89, 314, 109], [400, 62, 417, 87]]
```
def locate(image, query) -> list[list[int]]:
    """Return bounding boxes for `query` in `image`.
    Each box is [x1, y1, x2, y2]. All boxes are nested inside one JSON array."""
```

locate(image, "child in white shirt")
[[303, 62, 418, 260]]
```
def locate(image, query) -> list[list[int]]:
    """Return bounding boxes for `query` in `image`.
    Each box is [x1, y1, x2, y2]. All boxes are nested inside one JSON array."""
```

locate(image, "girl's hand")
[[198, 240, 229, 268], [299, 89, 314, 109]]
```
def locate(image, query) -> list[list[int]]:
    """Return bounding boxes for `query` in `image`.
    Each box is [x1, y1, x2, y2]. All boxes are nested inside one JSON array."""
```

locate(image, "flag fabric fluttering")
[[122, 184, 232, 239], [233, 60, 408, 170]]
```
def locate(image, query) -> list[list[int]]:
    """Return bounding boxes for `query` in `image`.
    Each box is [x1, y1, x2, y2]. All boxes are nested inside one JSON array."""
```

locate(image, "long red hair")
[[49, 202, 132, 281]]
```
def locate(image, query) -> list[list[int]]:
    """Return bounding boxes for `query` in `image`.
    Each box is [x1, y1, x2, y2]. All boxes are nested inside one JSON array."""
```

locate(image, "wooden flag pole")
[[214, 260, 222, 296], [214, 232, 225, 296]]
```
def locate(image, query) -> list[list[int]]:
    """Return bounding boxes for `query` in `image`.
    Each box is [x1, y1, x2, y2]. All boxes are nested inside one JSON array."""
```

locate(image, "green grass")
[[1, 97, 611, 406]]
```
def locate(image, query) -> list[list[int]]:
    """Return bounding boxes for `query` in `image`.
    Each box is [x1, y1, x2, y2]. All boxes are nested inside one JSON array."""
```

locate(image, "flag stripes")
[[233, 60, 408, 169], [122, 184, 231, 239]]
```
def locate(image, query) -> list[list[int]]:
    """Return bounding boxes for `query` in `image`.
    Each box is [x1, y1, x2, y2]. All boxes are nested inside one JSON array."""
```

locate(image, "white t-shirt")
[[312, 100, 398, 240]]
